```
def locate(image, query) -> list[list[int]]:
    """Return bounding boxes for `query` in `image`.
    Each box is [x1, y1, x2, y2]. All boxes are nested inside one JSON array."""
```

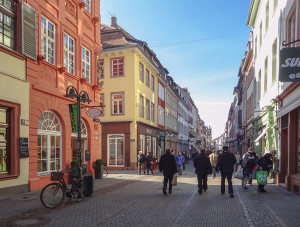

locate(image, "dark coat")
[[137, 154, 146, 163], [159, 152, 177, 176], [257, 156, 273, 173], [194, 154, 211, 175], [216, 151, 237, 174], [247, 152, 259, 169], [146, 155, 153, 164]]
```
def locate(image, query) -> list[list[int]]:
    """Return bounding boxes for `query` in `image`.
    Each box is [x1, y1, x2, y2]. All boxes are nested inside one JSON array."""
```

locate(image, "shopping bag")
[[234, 166, 243, 179], [171, 174, 177, 186], [252, 167, 259, 180], [256, 171, 268, 184]]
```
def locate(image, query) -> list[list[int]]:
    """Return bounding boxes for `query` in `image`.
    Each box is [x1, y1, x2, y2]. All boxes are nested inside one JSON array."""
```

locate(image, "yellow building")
[[98, 17, 164, 169], [0, 50, 30, 194]]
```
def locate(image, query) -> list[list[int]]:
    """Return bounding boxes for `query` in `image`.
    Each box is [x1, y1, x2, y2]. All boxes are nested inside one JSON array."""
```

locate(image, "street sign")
[[86, 108, 102, 118], [93, 118, 100, 122], [279, 47, 300, 82]]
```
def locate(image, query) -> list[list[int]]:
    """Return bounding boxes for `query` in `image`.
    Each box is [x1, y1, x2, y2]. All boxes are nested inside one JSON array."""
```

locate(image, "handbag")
[[233, 166, 243, 179], [171, 173, 177, 186], [256, 171, 268, 185]]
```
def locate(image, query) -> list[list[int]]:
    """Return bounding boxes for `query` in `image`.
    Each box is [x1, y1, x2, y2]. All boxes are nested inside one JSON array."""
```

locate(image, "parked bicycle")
[[40, 170, 87, 209]]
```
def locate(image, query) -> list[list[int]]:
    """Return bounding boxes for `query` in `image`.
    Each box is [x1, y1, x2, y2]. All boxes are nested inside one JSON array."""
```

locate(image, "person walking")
[[241, 153, 252, 189], [247, 147, 259, 184], [137, 151, 146, 175], [176, 152, 185, 175], [257, 152, 273, 192], [146, 152, 154, 175], [159, 148, 178, 195], [194, 149, 212, 194], [234, 151, 241, 172], [182, 151, 187, 170], [216, 145, 237, 198], [209, 150, 218, 178]]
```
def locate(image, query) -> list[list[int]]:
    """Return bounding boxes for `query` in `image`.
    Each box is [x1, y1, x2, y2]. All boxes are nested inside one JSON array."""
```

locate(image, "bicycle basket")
[[50, 171, 64, 181]]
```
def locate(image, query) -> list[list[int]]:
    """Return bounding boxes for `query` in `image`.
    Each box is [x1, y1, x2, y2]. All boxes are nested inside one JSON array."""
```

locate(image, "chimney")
[[111, 16, 117, 27]]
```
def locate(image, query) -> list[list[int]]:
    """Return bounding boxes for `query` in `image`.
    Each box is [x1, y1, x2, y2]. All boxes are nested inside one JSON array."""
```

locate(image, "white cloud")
[[194, 100, 231, 139]]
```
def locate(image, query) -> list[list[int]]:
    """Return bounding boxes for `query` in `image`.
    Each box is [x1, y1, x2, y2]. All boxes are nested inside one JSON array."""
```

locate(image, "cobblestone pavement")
[[1, 162, 300, 227]]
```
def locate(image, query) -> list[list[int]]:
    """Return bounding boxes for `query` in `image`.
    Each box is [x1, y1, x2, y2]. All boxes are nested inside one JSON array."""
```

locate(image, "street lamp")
[[64, 85, 91, 176]]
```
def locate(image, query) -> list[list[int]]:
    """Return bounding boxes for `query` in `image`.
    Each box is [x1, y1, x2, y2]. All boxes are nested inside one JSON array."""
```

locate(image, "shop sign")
[[87, 108, 102, 118], [19, 137, 29, 158], [279, 47, 300, 82]]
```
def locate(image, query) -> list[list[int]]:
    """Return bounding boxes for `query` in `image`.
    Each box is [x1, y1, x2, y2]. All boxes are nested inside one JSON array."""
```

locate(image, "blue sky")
[[100, 0, 251, 139]]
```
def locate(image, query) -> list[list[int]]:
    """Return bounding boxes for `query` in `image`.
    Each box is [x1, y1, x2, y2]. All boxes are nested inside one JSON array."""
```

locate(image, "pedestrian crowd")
[[137, 145, 273, 197]]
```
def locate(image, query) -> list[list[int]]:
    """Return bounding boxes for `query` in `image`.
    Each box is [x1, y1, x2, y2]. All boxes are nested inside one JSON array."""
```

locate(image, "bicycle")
[[40, 170, 87, 209]]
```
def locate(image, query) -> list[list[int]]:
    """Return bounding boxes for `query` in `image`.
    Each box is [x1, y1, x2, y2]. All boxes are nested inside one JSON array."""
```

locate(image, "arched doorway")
[[37, 111, 62, 174]]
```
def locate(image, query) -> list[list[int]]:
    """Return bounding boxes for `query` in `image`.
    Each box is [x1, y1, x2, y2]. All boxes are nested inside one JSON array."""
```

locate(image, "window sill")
[[0, 174, 19, 181]]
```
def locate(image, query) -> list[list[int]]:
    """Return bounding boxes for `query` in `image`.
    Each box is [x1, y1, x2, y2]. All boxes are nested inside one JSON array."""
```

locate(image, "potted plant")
[[69, 160, 79, 184], [94, 159, 104, 179]]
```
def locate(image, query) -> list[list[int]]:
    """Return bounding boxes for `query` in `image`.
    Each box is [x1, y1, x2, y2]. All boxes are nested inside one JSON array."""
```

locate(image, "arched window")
[[71, 119, 88, 163], [38, 111, 62, 174]]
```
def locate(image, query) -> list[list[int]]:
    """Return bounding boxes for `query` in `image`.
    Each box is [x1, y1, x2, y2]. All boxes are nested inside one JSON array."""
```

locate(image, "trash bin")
[[84, 173, 93, 197]]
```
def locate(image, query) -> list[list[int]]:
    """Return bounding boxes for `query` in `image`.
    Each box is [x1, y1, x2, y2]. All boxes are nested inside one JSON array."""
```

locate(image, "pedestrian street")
[[1, 162, 300, 227]]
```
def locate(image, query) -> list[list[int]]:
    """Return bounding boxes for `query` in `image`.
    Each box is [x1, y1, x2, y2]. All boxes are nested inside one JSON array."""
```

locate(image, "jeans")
[[146, 163, 153, 174], [163, 174, 173, 192], [211, 166, 216, 178], [221, 172, 233, 194], [197, 173, 208, 193], [177, 165, 182, 175]]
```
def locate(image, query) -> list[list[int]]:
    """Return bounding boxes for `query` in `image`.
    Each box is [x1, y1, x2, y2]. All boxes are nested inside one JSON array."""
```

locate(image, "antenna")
[[107, 11, 115, 17]]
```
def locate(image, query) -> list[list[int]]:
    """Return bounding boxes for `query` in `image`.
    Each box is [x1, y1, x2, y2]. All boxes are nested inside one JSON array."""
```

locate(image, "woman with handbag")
[[241, 153, 252, 189]]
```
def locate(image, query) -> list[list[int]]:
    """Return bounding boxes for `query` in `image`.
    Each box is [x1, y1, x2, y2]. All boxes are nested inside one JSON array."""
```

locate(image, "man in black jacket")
[[159, 148, 177, 195], [216, 145, 237, 198], [194, 149, 211, 194]]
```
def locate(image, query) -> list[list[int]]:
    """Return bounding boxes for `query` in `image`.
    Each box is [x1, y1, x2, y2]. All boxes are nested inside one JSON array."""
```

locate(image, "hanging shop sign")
[[86, 108, 102, 118], [279, 47, 300, 82], [69, 104, 78, 133]]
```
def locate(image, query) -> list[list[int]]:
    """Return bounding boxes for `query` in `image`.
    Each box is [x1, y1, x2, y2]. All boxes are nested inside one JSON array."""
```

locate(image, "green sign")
[[69, 104, 78, 133], [279, 47, 300, 82]]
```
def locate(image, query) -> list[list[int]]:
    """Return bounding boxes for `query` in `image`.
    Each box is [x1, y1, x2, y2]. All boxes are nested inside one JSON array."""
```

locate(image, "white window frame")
[[140, 134, 145, 153], [152, 137, 157, 158], [112, 92, 124, 115], [63, 33, 75, 75], [107, 134, 125, 167], [158, 83, 165, 101], [41, 16, 55, 64], [82, 46, 91, 83], [146, 136, 151, 154], [83, 0, 91, 14], [37, 111, 62, 175], [158, 106, 165, 126]]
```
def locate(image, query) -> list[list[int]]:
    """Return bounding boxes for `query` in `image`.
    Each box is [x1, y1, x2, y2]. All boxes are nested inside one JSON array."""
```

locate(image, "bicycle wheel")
[[40, 183, 65, 208], [104, 167, 108, 176], [72, 179, 85, 201]]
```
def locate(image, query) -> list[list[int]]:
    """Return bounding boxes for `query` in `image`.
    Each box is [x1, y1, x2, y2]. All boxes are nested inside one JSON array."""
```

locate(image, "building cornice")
[[246, 0, 261, 26]]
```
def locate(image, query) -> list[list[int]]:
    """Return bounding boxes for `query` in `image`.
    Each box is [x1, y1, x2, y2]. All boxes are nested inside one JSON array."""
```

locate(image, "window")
[[255, 36, 257, 59], [158, 83, 165, 101], [146, 136, 151, 154], [146, 69, 150, 87], [139, 134, 145, 153], [0, 0, 15, 49], [258, 70, 261, 100], [266, 1, 269, 31], [38, 111, 62, 174], [111, 92, 124, 115], [63, 33, 75, 75], [151, 74, 154, 91], [272, 38, 277, 83], [97, 59, 104, 79], [264, 56, 268, 93], [259, 21, 262, 47], [82, 46, 90, 82], [289, 13, 296, 47], [0, 107, 8, 173], [139, 95, 144, 118], [71, 119, 88, 164], [274, 0, 278, 13], [152, 137, 157, 157], [41, 16, 55, 64], [151, 102, 155, 122], [100, 93, 104, 116], [139, 62, 144, 82], [82, 0, 91, 13], [111, 58, 124, 77], [107, 134, 124, 166], [158, 106, 165, 126], [146, 99, 150, 120]]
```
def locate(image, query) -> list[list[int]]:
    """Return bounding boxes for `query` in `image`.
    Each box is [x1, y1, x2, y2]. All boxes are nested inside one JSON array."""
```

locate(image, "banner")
[[69, 104, 78, 133], [279, 47, 300, 82]]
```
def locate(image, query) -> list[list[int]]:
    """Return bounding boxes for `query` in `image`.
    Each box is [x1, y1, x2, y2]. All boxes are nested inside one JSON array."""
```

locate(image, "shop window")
[[107, 134, 124, 166], [139, 134, 145, 153], [152, 137, 157, 158], [0, 107, 8, 174], [37, 111, 62, 174], [146, 136, 151, 154]]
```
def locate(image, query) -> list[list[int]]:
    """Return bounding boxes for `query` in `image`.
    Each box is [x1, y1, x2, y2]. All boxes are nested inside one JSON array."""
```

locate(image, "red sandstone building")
[[24, 0, 102, 191]]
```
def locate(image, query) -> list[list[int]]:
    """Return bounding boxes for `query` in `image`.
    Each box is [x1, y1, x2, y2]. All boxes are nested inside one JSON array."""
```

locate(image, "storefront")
[[166, 131, 178, 154], [137, 122, 158, 159]]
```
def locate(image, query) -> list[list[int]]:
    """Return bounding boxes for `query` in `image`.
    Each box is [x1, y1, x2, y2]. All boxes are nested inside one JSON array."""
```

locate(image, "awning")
[[277, 95, 300, 118], [254, 128, 267, 142]]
